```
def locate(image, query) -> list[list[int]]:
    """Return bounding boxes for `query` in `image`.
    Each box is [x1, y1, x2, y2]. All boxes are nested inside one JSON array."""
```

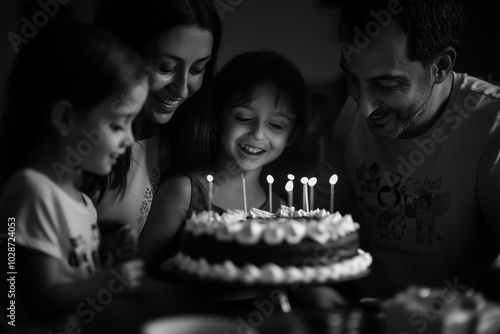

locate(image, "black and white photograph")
[[1, 0, 500, 333]]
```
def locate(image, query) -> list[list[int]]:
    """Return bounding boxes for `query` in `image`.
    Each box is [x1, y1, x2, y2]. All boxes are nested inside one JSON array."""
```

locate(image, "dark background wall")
[[0, 0, 345, 116], [453, 1, 500, 85]]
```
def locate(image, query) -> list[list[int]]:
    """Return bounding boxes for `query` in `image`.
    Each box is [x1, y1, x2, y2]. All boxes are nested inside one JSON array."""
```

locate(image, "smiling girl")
[[139, 50, 307, 276]]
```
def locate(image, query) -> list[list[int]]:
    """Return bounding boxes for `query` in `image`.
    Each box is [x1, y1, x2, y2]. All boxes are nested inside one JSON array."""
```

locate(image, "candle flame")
[[287, 174, 295, 181], [267, 175, 274, 184], [308, 177, 317, 187], [285, 180, 293, 191], [329, 174, 338, 185], [207, 174, 213, 182], [300, 177, 309, 185]]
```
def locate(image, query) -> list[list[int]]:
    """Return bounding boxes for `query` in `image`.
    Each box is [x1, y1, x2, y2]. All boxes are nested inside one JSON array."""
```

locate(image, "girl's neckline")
[[24, 168, 89, 207]]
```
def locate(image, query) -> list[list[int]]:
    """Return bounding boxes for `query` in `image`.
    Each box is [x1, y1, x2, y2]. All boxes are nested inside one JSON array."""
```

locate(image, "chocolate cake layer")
[[180, 231, 359, 267]]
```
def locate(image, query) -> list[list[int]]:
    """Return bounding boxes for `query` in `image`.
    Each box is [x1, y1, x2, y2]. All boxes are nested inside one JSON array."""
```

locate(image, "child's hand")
[[115, 259, 144, 291], [112, 225, 138, 263]]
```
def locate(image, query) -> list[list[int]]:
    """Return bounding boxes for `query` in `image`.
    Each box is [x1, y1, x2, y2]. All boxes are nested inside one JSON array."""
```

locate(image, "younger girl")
[[139, 50, 307, 276], [0, 22, 147, 331]]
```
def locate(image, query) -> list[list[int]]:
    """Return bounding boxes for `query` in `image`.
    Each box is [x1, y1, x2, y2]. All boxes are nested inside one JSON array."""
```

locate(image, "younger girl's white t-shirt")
[[1, 169, 101, 282]]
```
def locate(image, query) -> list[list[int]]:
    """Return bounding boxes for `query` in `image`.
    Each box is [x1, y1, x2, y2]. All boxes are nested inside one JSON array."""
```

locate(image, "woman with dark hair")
[[81, 0, 222, 237]]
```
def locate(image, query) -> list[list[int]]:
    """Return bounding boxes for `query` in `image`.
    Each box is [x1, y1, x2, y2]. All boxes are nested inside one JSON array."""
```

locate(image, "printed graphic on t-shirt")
[[67, 223, 101, 274], [91, 223, 101, 270], [356, 162, 450, 245]]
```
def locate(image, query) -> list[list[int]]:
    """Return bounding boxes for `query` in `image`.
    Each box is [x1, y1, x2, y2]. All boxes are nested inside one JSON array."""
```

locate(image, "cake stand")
[[160, 259, 370, 313]]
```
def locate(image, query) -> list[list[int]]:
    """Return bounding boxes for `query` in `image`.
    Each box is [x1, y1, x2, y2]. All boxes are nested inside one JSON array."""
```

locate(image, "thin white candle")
[[300, 177, 309, 212], [285, 180, 293, 207], [329, 174, 338, 213], [287, 174, 294, 208], [267, 175, 274, 212], [241, 172, 247, 216], [206, 175, 213, 213], [308, 177, 317, 211], [206, 175, 214, 221]]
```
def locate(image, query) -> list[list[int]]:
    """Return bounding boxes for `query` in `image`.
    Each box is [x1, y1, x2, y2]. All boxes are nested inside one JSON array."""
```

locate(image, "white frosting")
[[284, 220, 307, 244], [185, 205, 359, 246], [223, 260, 239, 280], [239, 264, 261, 284], [316, 266, 331, 283], [250, 207, 275, 219], [167, 250, 372, 285], [283, 266, 303, 284], [276, 205, 296, 218], [221, 209, 246, 223], [261, 263, 286, 284], [306, 222, 331, 244], [235, 220, 265, 245], [263, 223, 286, 245], [214, 224, 235, 242], [196, 257, 211, 278]]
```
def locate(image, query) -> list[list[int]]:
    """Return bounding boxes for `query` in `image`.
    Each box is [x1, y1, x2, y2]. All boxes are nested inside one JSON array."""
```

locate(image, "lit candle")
[[206, 174, 214, 221], [267, 175, 274, 212], [206, 175, 213, 213], [241, 172, 248, 216], [287, 174, 294, 208], [285, 180, 293, 207], [308, 177, 317, 211], [300, 177, 309, 212], [329, 174, 338, 213]]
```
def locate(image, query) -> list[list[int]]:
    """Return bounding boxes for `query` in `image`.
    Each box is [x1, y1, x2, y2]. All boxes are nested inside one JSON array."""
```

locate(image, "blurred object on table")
[[383, 285, 500, 334], [141, 314, 254, 334], [475, 258, 500, 304], [260, 312, 308, 334], [259, 298, 384, 334]]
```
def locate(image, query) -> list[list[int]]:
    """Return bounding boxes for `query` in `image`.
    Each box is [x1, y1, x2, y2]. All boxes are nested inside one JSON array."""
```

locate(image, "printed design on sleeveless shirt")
[[356, 162, 450, 245], [137, 157, 167, 233], [67, 223, 101, 274]]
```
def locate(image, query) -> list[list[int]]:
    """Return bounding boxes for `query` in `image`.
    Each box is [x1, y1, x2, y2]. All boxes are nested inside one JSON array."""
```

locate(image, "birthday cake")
[[163, 205, 372, 285]]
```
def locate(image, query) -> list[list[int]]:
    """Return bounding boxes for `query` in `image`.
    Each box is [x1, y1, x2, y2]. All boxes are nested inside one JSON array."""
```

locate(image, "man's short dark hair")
[[340, 0, 465, 68]]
